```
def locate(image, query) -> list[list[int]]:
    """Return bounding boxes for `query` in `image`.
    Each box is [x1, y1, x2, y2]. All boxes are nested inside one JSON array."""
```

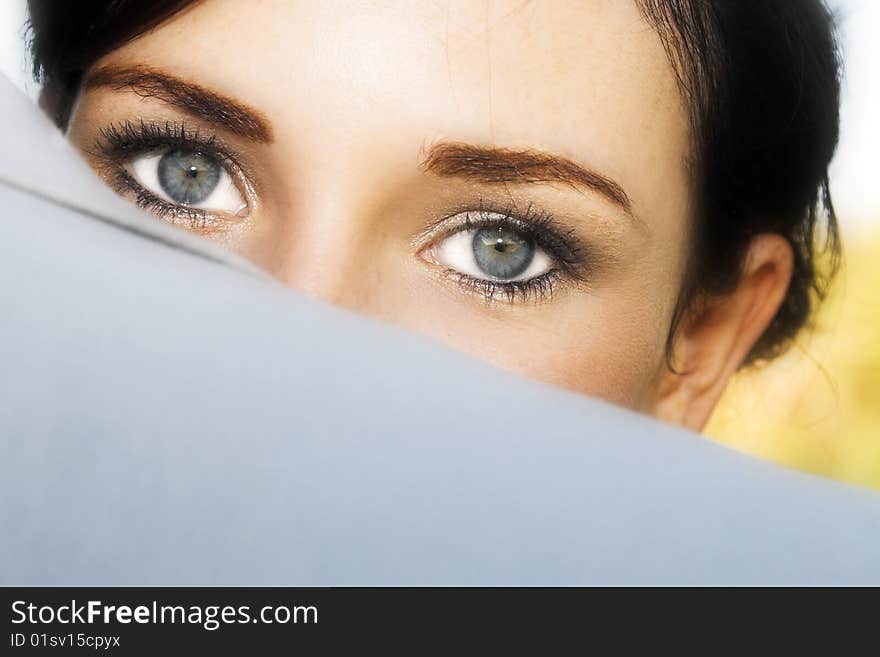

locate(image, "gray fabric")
[[1, 76, 878, 585]]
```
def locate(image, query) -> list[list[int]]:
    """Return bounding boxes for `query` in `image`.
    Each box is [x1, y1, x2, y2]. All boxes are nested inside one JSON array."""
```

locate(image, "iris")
[[157, 150, 221, 205], [472, 227, 535, 279]]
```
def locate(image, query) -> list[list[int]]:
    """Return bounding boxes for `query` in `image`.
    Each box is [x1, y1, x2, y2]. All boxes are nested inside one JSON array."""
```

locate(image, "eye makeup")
[[90, 119, 253, 230], [84, 118, 598, 306], [417, 201, 592, 304]]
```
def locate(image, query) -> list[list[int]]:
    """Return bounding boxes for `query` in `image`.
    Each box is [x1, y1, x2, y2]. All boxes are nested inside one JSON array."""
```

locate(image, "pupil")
[[157, 150, 221, 205], [472, 227, 535, 280]]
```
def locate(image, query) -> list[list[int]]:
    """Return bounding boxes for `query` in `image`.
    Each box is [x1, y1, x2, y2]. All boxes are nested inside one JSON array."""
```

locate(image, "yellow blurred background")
[[707, 0, 880, 490], [709, 230, 880, 488]]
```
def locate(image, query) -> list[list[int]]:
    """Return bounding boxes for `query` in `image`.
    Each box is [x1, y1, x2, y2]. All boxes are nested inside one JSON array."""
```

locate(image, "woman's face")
[[68, 0, 703, 424]]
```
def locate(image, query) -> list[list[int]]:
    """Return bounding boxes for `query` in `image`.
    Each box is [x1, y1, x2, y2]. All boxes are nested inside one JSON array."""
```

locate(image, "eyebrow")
[[421, 141, 632, 213], [83, 65, 273, 143]]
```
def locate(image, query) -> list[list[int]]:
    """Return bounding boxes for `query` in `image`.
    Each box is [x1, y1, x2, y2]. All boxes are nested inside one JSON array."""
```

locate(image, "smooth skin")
[[67, 0, 793, 431]]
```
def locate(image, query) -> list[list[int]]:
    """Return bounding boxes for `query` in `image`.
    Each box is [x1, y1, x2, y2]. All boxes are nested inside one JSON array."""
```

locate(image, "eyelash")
[[430, 202, 588, 304], [94, 120, 244, 228], [91, 122, 587, 304], [444, 269, 564, 303]]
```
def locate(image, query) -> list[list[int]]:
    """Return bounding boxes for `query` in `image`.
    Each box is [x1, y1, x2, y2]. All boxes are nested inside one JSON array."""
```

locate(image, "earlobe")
[[653, 234, 795, 431]]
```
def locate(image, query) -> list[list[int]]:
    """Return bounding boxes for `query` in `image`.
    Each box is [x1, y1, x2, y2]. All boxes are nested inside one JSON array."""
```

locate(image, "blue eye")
[[129, 148, 246, 214], [471, 227, 535, 279], [426, 213, 554, 283], [157, 150, 221, 205]]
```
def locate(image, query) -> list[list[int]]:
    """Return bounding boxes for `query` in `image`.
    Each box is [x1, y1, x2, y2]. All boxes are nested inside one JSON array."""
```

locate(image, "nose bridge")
[[273, 197, 367, 307], [268, 154, 384, 312], [261, 113, 422, 314]]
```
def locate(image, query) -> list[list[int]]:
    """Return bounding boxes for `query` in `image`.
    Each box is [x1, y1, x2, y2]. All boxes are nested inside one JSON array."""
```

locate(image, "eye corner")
[[415, 242, 441, 266]]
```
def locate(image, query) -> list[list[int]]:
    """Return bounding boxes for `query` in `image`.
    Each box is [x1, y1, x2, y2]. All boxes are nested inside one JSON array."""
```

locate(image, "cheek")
[[383, 278, 672, 409], [514, 302, 670, 408]]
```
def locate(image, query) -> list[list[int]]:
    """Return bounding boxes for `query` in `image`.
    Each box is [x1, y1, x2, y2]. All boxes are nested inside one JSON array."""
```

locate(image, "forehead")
[[95, 0, 690, 218]]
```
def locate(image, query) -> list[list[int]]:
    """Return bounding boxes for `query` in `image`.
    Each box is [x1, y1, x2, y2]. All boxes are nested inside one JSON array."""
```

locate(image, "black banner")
[[0, 587, 648, 653], [1, 586, 856, 653]]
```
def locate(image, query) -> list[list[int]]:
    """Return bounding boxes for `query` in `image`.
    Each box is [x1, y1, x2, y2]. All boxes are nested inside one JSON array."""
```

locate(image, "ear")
[[652, 234, 794, 430]]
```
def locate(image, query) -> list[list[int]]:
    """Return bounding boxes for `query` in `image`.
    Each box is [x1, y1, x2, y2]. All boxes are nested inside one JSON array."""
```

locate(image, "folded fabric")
[[1, 75, 878, 585]]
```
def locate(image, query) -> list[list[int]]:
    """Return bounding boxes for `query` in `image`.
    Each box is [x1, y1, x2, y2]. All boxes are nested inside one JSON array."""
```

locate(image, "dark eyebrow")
[[83, 65, 273, 143], [421, 141, 632, 213]]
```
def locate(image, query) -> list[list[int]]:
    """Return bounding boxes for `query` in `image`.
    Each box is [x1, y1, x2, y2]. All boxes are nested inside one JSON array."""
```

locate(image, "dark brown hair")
[[27, 0, 843, 365]]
